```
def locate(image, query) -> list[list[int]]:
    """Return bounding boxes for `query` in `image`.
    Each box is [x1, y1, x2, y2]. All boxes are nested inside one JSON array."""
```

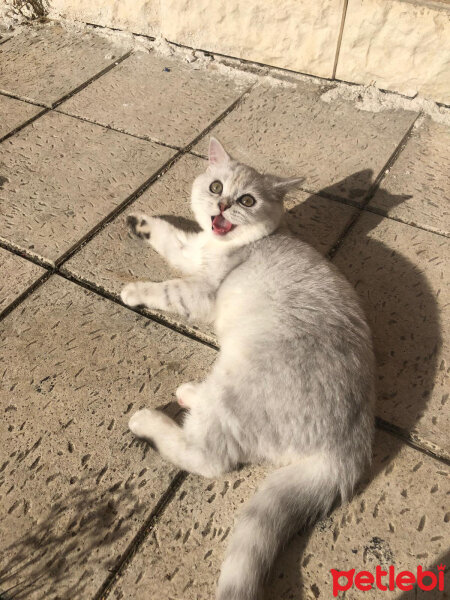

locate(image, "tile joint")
[[93, 471, 188, 600], [376, 417, 450, 466], [327, 111, 422, 260]]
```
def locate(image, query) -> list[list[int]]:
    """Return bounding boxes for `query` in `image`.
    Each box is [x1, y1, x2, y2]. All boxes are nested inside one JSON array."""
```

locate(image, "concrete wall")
[[3, 0, 450, 105]]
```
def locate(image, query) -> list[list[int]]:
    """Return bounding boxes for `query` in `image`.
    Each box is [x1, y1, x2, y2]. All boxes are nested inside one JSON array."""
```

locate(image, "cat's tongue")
[[212, 214, 234, 236]]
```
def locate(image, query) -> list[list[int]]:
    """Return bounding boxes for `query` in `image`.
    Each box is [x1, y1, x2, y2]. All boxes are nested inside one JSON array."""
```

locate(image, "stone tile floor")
[[0, 20, 448, 600]]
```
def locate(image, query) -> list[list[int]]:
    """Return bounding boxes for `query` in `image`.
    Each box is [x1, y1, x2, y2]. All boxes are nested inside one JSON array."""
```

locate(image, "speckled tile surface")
[[0, 274, 215, 599], [193, 81, 418, 204], [0, 248, 45, 314], [59, 51, 251, 148], [110, 430, 449, 600], [369, 117, 450, 236], [0, 23, 131, 107], [62, 153, 356, 343], [0, 94, 42, 139], [333, 212, 449, 459], [0, 111, 175, 265]]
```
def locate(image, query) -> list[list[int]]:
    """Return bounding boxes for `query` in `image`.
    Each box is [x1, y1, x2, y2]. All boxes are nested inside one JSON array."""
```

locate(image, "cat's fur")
[[122, 138, 375, 600]]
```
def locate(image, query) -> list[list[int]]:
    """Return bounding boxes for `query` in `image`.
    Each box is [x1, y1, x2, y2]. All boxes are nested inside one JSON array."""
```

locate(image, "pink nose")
[[219, 202, 228, 212]]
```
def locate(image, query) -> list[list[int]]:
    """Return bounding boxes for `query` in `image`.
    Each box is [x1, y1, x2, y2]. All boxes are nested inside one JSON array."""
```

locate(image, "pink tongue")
[[212, 214, 233, 235]]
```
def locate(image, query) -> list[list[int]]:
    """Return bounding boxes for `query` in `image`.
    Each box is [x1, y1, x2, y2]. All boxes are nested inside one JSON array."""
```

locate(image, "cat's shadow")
[[266, 170, 442, 599]]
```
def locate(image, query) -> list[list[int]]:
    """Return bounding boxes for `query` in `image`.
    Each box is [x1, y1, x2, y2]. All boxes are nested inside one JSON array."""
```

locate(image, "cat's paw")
[[121, 282, 146, 307], [127, 213, 153, 240], [129, 408, 159, 439], [129, 408, 173, 439], [175, 382, 199, 408]]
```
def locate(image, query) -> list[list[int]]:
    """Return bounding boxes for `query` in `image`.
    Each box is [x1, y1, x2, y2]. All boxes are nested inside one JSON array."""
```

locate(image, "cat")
[[121, 137, 375, 600]]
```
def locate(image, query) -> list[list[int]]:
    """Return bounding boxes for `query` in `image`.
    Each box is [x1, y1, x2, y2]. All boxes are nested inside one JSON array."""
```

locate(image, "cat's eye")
[[209, 180, 223, 194], [238, 194, 256, 207]]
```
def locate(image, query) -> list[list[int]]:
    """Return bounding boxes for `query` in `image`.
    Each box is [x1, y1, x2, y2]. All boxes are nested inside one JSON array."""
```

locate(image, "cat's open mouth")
[[211, 214, 235, 236]]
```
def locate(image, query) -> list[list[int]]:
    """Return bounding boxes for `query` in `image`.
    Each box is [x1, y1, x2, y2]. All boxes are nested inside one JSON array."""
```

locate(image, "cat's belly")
[[214, 266, 271, 341]]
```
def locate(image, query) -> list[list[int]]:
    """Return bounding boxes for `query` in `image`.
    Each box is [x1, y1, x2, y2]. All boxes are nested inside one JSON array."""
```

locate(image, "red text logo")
[[330, 564, 446, 596]]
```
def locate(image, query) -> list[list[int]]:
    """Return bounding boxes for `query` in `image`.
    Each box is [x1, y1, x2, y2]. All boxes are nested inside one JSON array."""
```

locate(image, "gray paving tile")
[[110, 430, 449, 600], [0, 23, 131, 107], [0, 274, 216, 599], [333, 212, 449, 458], [62, 153, 356, 342], [193, 81, 418, 203], [369, 117, 450, 236], [0, 111, 175, 265], [0, 94, 42, 139], [59, 51, 251, 148], [0, 248, 45, 313]]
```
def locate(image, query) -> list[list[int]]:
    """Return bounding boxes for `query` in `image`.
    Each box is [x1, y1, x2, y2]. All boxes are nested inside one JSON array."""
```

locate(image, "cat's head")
[[191, 138, 303, 245]]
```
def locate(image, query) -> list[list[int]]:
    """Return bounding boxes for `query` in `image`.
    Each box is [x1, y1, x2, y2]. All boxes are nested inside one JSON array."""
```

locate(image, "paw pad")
[[127, 214, 151, 240]]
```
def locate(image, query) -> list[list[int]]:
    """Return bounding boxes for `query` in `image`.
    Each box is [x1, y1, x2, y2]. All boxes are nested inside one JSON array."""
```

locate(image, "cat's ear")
[[209, 137, 231, 166], [271, 176, 304, 192], [264, 175, 304, 198]]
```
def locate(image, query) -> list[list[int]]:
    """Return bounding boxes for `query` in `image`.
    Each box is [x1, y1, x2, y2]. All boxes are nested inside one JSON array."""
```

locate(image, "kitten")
[[122, 138, 375, 600]]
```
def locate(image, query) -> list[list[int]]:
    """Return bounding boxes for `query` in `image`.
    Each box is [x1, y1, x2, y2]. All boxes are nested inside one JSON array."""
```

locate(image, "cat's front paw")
[[121, 282, 146, 307], [127, 213, 153, 241]]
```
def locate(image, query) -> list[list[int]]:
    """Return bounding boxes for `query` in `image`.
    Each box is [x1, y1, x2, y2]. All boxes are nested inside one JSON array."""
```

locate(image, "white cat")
[[122, 138, 375, 600]]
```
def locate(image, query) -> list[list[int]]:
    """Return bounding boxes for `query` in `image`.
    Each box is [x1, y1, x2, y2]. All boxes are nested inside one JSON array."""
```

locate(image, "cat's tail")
[[217, 453, 355, 600]]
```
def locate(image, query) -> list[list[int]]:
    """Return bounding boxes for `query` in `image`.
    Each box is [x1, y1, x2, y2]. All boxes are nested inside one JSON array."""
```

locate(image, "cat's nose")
[[219, 201, 230, 212]]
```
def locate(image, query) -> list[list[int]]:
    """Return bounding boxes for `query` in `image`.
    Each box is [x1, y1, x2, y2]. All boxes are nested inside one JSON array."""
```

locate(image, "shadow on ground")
[[266, 170, 441, 598], [0, 467, 148, 600]]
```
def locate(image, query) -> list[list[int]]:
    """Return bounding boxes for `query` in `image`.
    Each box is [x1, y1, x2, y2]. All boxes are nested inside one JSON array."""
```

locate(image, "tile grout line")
[[53, 150, 185, 268], [361, 204, 449, 239], [51, 50, 134, 109], [0, 270, 53, 321], [376, 417, 450, 466], [54, 108, 183, 152], [326, 112, 423, 260], [92, 470, 188, 600], [0, 90, 47, 108], [57, 269, 219, 350], [0, 106, 50, 144], [300, 187, 449, 240]]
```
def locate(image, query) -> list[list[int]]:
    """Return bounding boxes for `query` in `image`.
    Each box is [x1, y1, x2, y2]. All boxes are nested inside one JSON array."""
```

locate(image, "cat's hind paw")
[[127, 213, 152, 241], [129, 408, 167, 439], [175, 382, 199, 408]]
